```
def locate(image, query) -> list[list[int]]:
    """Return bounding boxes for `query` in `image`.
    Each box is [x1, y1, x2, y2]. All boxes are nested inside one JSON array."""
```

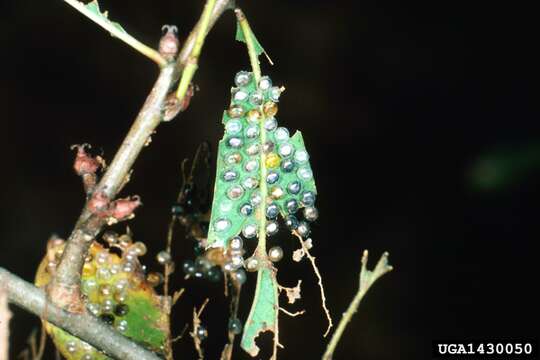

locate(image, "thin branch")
[[171, 324, 189, 343], [36, 325, 47, 360], [220, 282, 242, 360], [279, 308, 305, 317], [0, 268, 160, 360], [50, 0, 233, 310], [173, 0, 233, 103], [175, 0, 217, 100], [172, 288, 185, 306], [163, 217, 176, 299], [17, 325, 47, 360], [322, 250, 393, 360], [0, 286, 11, 360], [62, 0, 166, 66], [293, 233, 333, 337], [191, 299, 209, 360], [49, 63, 176, 310], [163, 214, 177, 359], [176, 0, 235, 68]]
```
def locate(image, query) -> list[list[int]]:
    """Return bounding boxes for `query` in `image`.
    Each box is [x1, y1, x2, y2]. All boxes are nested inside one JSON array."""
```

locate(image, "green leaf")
[[206, 71, 318, 357], [240, 267, 279, 356], [235, 21, 265, 57], [85, 0, 128, 36], [207, 73, 317, 248]]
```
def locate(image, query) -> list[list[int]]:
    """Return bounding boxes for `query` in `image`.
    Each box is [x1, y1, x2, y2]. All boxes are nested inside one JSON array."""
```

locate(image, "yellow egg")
[[265, 153, 281, 168], [263, 101, 278, 117], [247, 109, 262, 123], [227, 104, 245, 118]]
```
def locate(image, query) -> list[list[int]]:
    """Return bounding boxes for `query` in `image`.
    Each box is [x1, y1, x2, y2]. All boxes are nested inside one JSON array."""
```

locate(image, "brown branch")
[[191, 299, 209, 360], [0, 268, 160, 360], [49, 55, 176, 311], [49, 0, 234, 310]]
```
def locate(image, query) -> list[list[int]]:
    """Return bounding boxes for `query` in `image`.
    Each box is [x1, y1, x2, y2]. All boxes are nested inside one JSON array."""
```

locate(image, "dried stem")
[[279, 308, 305, 317], [18, 325, 47, 360], [49, 0, 233, 310], [293, 233, 333, 337], [220, 284, 242, 360], [35, 325, 47, 360], [0, 286, 11, 360], [322, 250, 393, 360], [62, 0, 166, 66], [191, 299, 209, 360], [164, 217, 176, 299], [0, 268, 160, 360], [163, 216, 176, 360]]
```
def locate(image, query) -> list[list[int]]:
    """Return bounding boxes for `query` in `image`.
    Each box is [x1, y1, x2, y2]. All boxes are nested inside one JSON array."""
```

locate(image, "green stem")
[[258, 118, 268, 255], [63, 0, 166, 66], [235, 8, 266, 256], [175, 0, 217, 100], [235, 9, 261, 82], [322, 251, 393, 360], [236, 8, 279, 358]]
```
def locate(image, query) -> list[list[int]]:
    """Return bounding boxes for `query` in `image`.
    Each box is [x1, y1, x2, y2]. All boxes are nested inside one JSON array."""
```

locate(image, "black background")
[[0, 0, 538, 359]]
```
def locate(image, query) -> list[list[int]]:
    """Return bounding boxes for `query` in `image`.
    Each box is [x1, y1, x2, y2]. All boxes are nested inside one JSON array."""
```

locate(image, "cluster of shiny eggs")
[[37, 233, 167, 359], [225, 236, 285, 274], [209, 71, 319, 249]]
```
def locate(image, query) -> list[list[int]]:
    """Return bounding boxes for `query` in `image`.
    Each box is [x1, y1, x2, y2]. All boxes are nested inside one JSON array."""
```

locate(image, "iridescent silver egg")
[[259, 76, 272, 90], [266, 171, 279, 184], [242, 223, 257, 238], [234, 71, 251, 87], [296, 221, 311, 238], [266, 203, 279, 219], [223, 169, 238, 182], [268, 246, 284, 262], [274, 127, 290, 142], [214, 218, 232, 232], [266, 221, 279, 235], [303, 206, 319, 222]]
